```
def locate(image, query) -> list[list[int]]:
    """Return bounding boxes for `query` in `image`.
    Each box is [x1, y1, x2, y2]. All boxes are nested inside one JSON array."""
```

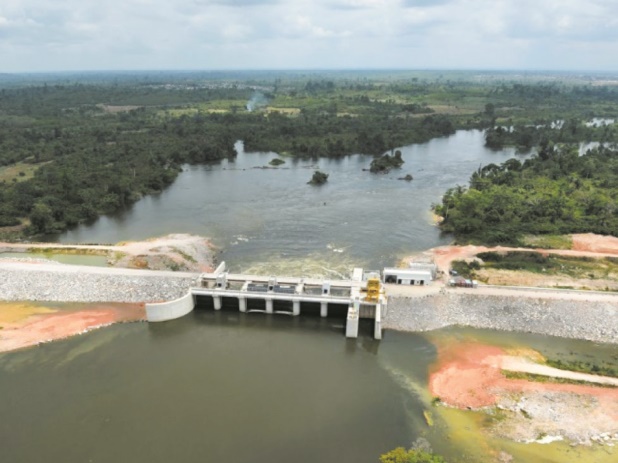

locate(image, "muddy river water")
[[1, 311, 616, 463]]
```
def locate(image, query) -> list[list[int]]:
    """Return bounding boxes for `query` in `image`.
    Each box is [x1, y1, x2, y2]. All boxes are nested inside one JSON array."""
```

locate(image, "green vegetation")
[[545, 358, 618, 378], [380, 447, 446, 463], [268, 158, 285, 166], [502, 370, 617, 388], [308, 170, 329, 185], [435, 145, 618, 244], [521, 234, 573, 250], [370, 150, 405, 173], [450, 260, 481, 278], [0, 74, 462, 237], [171, 247, 197, 264], [0, 70, 617, 239], [473, 251, 618, 280]]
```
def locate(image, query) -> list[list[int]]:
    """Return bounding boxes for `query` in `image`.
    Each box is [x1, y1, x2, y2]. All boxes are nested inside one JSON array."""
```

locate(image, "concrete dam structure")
[[145, 262, 388, 339]]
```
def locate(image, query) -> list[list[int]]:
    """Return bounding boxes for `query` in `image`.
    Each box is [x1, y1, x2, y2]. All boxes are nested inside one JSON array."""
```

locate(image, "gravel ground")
[[385, 288, 618, 344], [0, 260, 197, 303]]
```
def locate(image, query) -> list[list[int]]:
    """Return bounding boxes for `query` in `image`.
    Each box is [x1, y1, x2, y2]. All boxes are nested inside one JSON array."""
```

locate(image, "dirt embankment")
[[0, 302, 145, 353], [0, 233, 216, 272], [429, 341, 618, 446]]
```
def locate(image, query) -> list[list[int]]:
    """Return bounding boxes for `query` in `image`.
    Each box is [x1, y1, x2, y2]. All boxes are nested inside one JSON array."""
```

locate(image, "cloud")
[[401, 0, 453, 6], [0, 0, 617, 71]]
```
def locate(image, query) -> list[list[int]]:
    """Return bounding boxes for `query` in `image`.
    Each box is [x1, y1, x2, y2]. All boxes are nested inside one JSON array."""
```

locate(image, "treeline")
[[434, 145, 618, 244], [0, 111, 235, 233], [237, 111, 454, 157], [485, 119, 618, 151]]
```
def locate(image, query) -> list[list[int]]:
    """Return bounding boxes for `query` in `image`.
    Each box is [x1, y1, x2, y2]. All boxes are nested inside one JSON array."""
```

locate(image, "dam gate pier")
[[146, 262, 388, 339]]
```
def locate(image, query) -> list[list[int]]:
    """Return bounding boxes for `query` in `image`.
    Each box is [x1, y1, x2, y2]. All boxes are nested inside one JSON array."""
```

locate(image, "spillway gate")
[[146, 262, 387, 339]]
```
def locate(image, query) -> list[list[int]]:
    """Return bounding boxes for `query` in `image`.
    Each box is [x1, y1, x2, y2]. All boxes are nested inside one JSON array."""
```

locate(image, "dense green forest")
[[0, 71, 617, 239], [434, 144, 618, 243]]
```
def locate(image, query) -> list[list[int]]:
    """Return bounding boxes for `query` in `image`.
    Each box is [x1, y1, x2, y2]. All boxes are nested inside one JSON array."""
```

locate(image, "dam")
[[145, 262, 388, 339]]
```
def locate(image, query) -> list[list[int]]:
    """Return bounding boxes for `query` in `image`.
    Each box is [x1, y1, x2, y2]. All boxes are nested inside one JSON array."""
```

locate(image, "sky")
[[1, 0, 617, 72]]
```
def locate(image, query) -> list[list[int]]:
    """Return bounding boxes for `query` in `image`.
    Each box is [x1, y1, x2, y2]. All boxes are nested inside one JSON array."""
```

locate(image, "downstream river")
[[57, 130, 521, 275], [6, 131, 613, 463], [2, 311, 615, 463]]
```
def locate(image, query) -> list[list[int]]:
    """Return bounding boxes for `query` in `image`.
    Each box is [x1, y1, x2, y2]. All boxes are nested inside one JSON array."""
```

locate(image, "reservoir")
[[56, 130, 521, 275]]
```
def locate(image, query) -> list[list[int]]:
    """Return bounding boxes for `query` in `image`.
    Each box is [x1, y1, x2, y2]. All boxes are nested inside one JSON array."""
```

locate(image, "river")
[[56, 130, 521, 275], [1, 308, 616, 463]]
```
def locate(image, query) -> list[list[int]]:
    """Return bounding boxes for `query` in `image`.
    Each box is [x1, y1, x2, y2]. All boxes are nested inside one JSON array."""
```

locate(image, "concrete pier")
[[345, 301, 360, 338], [320, 302, 328, 318], [145, 262, 387, 339]]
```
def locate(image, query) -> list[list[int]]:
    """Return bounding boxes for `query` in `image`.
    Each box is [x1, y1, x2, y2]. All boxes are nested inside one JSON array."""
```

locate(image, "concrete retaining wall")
[[146, 292, 195, 322]]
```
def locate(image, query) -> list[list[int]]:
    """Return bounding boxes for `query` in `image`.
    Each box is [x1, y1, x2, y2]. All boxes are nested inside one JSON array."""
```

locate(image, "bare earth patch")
[[0, 302, 145, 353], [404, 233, 618, 289], [429, 341, 618, 446], [572, 233, 618, 254]]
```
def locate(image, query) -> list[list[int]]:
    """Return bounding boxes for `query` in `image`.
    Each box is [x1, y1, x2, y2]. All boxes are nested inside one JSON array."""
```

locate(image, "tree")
[[29, 202, 54, 233], [380, 447, 446, 463], [308, 170, 329, 185]]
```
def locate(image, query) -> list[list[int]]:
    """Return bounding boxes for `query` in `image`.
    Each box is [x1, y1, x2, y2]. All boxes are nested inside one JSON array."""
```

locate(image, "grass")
[[502, 370, 618, 388], [26, 247, 108, 257], [171, 247, 197, 264], [0, 162, 47, 183], [476, 251, 618, 280], [266, 106, 301, 115], [545, 358, 618, 378], [522, 234, 573, 250]]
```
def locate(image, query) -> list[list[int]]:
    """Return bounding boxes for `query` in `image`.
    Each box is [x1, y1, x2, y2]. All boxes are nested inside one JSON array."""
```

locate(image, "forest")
[[0, 70, 617, 239], [434, 144, 618, 243]]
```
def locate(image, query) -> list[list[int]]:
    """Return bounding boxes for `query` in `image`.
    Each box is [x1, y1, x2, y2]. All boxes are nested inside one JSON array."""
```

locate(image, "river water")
[[57, 130, 520, 275], [5, 131, 615, 462], [1, 311, 616, 463]]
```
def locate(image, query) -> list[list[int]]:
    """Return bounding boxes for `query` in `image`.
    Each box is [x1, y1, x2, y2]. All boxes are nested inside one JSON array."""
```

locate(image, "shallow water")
[[0, 252, 108, 267]]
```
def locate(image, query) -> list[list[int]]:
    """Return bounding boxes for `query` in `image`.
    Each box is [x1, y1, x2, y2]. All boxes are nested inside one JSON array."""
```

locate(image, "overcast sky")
[[1, 0, 617, 72]]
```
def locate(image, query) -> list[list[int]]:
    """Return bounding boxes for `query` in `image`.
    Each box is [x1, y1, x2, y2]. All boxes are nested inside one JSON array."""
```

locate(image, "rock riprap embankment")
[[0, 261, 196, 303], [385, 290, 618, 344]]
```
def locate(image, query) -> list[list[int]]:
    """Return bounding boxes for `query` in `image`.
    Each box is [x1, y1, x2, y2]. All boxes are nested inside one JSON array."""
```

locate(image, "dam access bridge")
[[146, 262, 387, 339]]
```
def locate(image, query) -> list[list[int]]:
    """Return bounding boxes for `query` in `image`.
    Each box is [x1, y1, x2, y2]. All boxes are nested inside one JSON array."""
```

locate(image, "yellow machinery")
[[364, 277, 381, 303]]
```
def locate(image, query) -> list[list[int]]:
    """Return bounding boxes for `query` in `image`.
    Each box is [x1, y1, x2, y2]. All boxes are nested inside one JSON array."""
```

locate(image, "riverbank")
[[427, 338, 618, 447]]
